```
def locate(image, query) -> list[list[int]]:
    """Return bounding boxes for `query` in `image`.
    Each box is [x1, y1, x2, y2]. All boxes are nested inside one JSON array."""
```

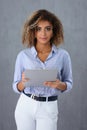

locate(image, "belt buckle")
[[31, 94, 35, 99]]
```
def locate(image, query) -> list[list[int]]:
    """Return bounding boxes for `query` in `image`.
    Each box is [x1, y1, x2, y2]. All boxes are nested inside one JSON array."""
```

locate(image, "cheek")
[[35, 32, 40, 38], [49, 32, 53, 39], [50, 31, 53, 37]]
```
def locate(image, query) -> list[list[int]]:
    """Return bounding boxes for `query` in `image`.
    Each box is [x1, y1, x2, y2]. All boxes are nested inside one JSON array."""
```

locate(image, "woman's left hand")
[[43, 79, 67, 91]]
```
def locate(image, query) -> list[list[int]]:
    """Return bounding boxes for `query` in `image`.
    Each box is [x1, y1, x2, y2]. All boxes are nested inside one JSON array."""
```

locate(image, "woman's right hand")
[[17, 72, 29, 92]]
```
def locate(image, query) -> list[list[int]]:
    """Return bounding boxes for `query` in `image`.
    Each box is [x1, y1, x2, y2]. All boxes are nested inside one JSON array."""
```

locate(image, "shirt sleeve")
[[61, 51, 73, 93], [12, 52, 24, 94]]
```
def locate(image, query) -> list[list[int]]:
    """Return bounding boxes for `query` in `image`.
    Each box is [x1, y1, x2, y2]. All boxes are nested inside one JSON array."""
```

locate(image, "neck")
[[35, 43, 52, 54]]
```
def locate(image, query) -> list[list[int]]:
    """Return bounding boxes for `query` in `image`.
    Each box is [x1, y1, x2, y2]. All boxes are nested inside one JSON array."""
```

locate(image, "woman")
[[13, 9, 73, 130]]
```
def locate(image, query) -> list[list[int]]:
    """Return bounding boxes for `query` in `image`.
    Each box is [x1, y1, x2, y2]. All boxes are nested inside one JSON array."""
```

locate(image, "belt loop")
[[31, 94, 35, 99], [46, 97, 48, 102]]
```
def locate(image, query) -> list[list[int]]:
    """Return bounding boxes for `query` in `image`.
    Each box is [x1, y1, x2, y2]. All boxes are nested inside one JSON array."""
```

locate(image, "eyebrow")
[[37, 26, 52, 28]]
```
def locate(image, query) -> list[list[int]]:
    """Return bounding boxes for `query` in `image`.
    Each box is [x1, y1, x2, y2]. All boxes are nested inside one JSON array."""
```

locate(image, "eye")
[[36, 27, 41, 31], [45, 27, 53, 31]]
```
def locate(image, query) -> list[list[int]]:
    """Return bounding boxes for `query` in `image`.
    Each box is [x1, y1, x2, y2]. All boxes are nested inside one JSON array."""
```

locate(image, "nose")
[[40, 29, 46, 35]]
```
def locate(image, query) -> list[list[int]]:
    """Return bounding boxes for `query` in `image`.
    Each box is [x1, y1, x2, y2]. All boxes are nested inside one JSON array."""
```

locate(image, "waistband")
[[23, 91, 58, 102]]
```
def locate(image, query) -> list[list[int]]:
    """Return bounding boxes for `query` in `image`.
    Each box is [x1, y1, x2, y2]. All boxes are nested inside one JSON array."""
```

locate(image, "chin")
[[38, 40, 50, 45]]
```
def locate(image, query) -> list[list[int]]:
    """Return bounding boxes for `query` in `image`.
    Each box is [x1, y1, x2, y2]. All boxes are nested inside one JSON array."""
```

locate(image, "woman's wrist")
[[17, 81, 25, 92], [57, 81, 67, 91]]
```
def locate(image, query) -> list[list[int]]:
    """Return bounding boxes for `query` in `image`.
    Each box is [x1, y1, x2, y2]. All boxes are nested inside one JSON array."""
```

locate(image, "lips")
[[39, 37, 47, 40]]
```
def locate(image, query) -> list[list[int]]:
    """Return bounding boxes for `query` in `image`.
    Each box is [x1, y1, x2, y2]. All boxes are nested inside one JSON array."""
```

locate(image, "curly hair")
[[22, 9, 64, 47]]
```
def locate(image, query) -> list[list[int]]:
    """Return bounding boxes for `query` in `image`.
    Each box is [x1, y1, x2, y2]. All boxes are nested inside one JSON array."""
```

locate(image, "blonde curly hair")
[[22, 9, 64, 47]]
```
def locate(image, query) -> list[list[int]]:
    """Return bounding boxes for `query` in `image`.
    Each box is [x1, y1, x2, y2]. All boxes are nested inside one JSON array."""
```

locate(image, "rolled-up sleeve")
[[12, 52, 23, 94], [61, 51, 73, 93]]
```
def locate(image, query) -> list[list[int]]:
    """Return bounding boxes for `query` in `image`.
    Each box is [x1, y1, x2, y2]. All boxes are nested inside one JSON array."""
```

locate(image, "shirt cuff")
[[12, 81, 21, 94], [61, 81, 72, 93]]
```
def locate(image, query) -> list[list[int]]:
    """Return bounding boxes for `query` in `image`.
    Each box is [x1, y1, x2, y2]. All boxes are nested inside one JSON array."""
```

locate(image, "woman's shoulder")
[[56, 48, 71, 63], [18, 48, 31, 55], [16, 48, 31, 58], [57, 47, 70, 56]]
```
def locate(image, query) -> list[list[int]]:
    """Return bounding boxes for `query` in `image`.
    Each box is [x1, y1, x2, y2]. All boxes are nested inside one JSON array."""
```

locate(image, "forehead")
[[37, 20, 52, 27]]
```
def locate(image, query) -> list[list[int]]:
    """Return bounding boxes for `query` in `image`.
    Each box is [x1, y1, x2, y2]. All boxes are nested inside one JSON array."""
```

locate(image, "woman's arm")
[[17, 72, 29, 92], [44, 51, 73, 92], [12, 52, 24, 93]]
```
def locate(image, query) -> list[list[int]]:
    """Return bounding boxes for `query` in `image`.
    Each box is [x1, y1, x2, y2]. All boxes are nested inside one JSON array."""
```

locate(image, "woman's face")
[[35, 20, 53, 45]]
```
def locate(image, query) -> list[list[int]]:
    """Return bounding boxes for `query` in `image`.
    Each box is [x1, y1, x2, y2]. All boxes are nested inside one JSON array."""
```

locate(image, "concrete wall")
[[0, 0, 87, 129]]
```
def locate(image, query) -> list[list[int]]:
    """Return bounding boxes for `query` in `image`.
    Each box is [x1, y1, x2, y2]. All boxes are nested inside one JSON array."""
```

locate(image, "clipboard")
[[24, 69, 58, 87]]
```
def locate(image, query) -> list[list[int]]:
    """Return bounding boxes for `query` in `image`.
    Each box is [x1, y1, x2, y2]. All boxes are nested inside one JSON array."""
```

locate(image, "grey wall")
[[0, 0, 87, 130]]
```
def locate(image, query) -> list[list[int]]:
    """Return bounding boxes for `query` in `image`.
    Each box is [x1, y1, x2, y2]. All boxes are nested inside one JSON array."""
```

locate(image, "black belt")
[[23, 91, 58, 102]]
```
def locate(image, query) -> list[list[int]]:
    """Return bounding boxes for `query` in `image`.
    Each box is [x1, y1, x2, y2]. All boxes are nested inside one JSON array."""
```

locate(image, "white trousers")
[[15, 93, 58, 130]]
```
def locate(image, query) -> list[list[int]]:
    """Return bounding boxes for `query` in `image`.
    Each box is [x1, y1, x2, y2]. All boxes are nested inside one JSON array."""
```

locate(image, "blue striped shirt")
[[12, 44, 73, 96]]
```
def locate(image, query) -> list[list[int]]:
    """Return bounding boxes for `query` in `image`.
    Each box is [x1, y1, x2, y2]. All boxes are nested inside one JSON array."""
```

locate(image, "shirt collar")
[[52, 44, 58, 54], [30, 46, 37, 58], [30, 44, 58, 57]]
